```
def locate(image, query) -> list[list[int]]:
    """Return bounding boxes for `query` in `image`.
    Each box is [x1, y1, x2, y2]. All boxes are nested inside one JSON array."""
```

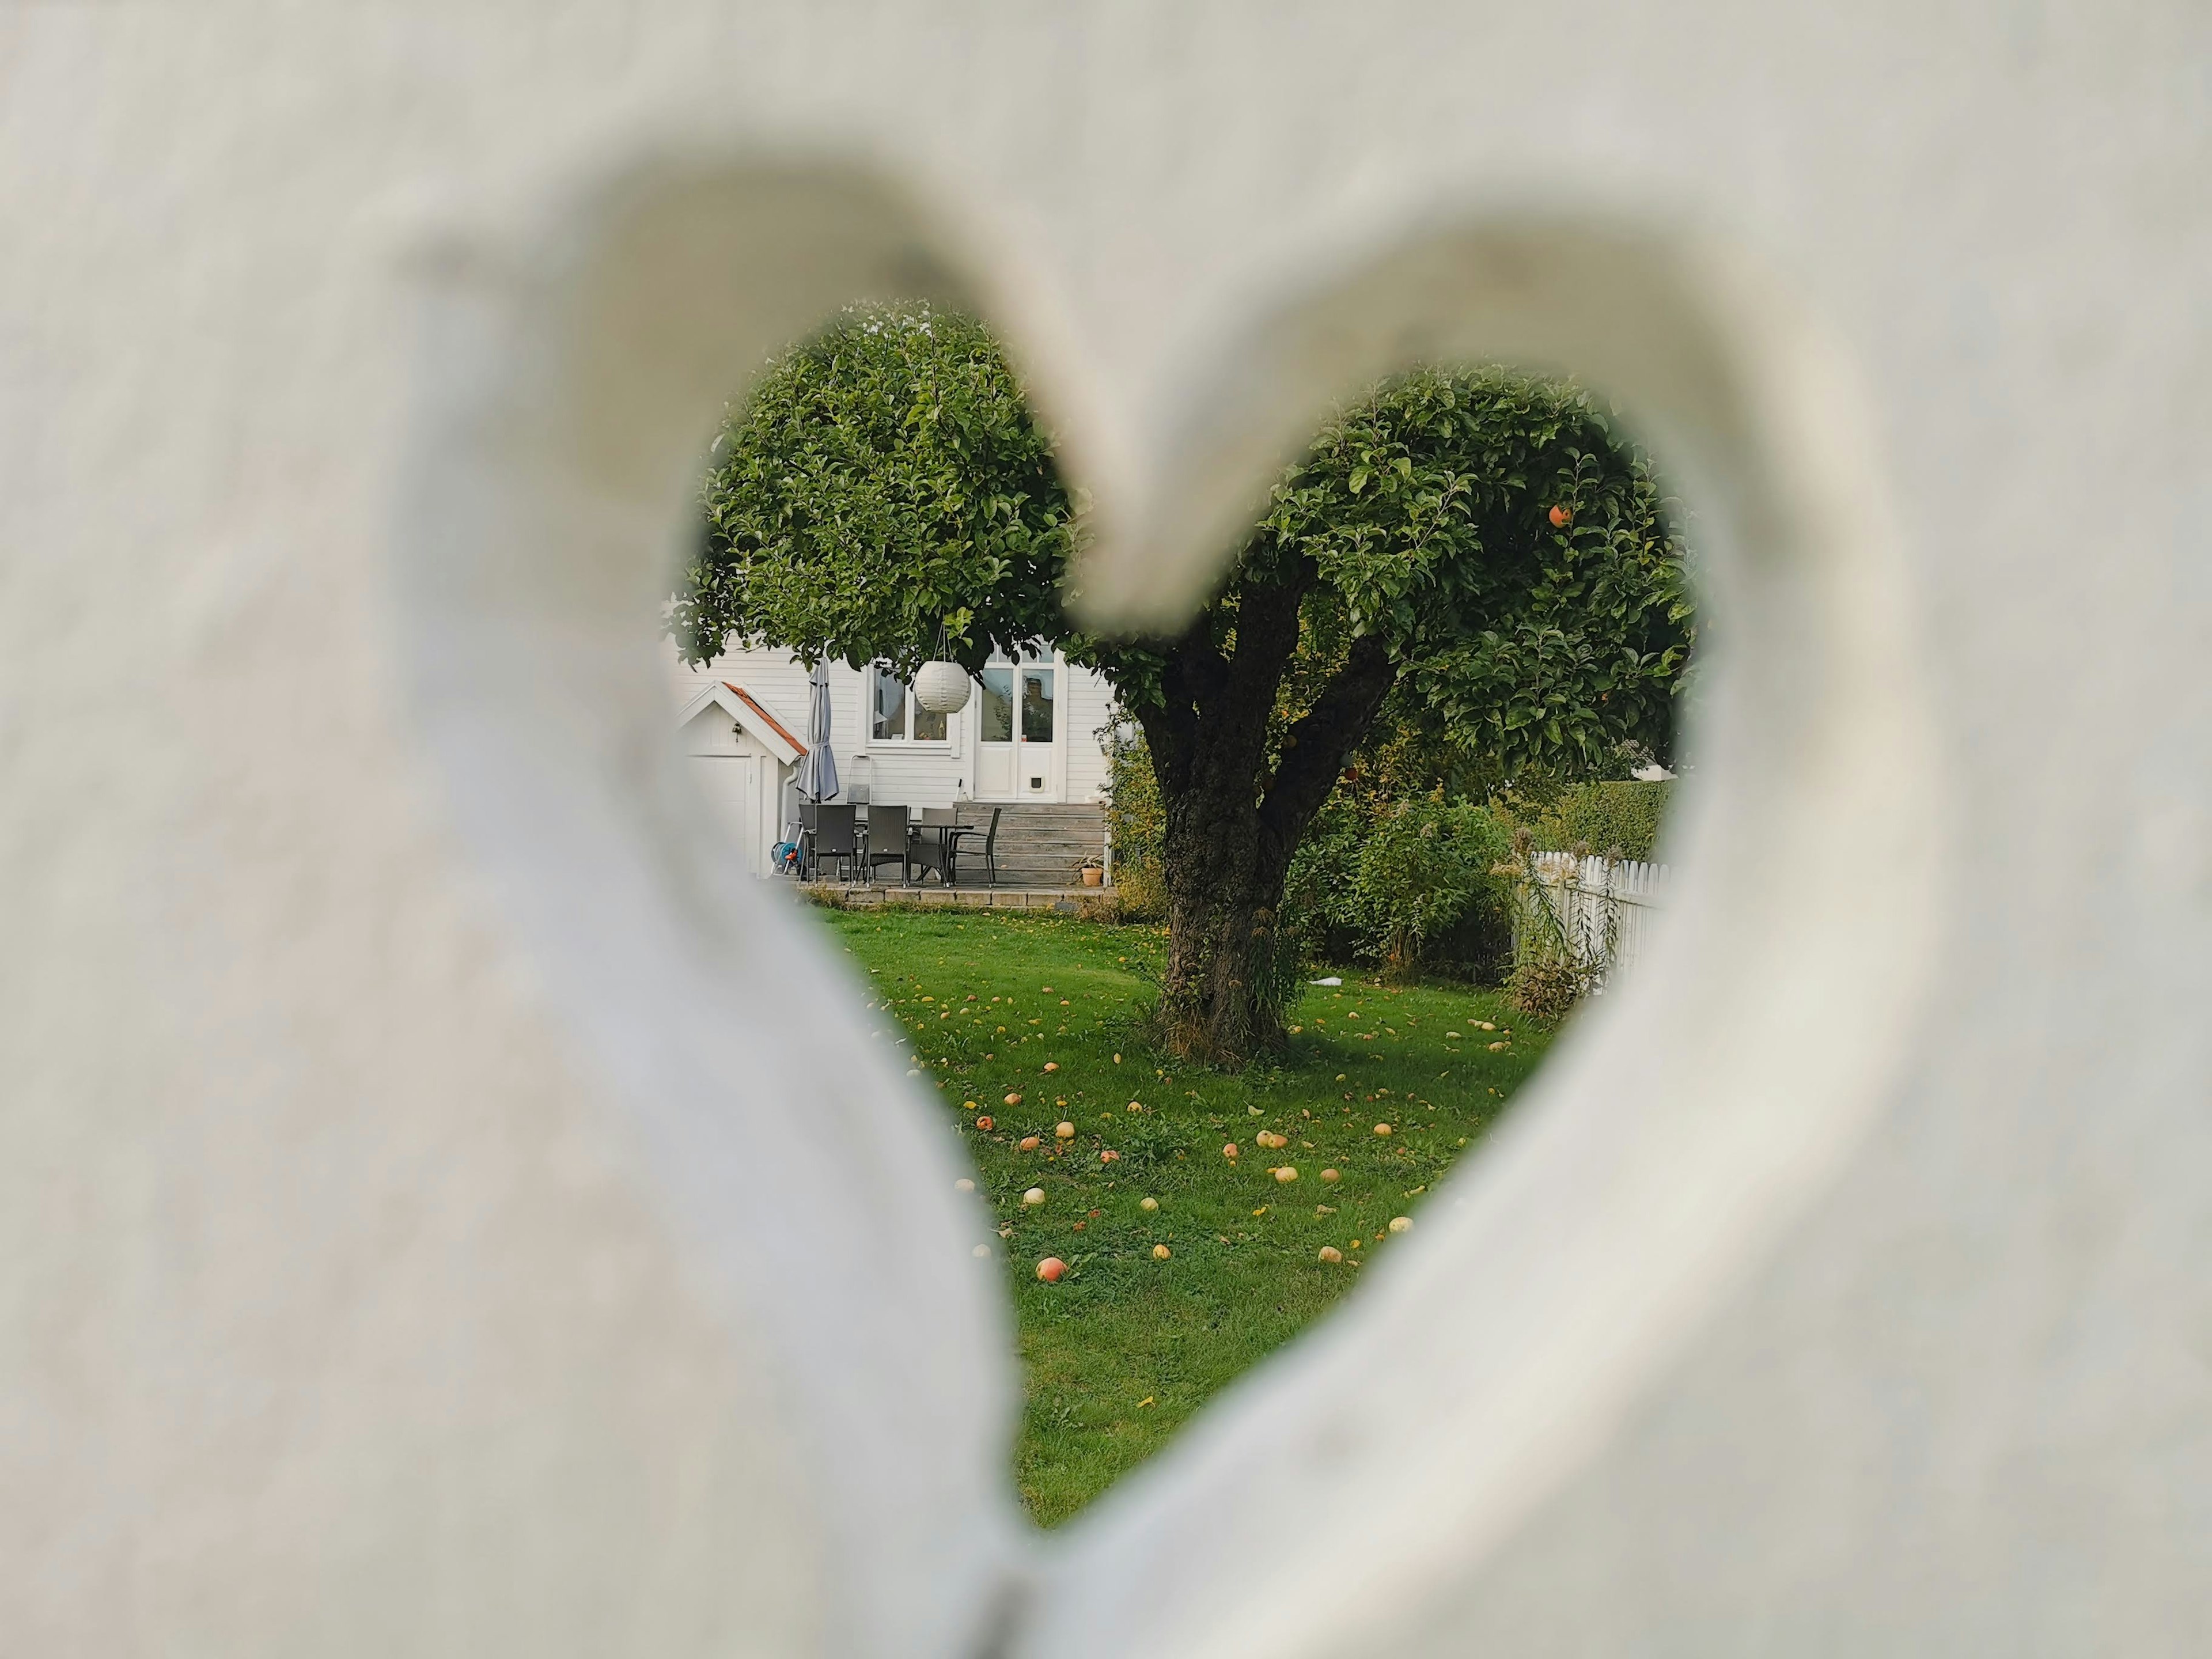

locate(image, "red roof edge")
[[724, 682, 807, 757]]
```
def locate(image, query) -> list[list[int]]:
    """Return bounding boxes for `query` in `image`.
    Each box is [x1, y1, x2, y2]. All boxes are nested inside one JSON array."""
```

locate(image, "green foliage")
[[673, 304, 1077, 674], [1282, 785, 1513, 979], [1349, 794, 1513, 977], [1099, 719, 1167, 921], [1251, 369, 1693, 770], [1504, 779, 1673, 862]]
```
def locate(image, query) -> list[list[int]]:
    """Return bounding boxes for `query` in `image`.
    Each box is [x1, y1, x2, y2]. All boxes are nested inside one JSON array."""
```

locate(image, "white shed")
[[673, 680, 808, 876]]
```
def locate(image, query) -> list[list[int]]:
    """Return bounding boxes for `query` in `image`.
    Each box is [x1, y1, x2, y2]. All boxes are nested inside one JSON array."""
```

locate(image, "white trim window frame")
[[863, 661, 954, 750]]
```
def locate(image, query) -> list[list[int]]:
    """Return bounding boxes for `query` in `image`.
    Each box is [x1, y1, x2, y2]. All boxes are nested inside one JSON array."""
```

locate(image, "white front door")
[[974, 655, 1061, 801]]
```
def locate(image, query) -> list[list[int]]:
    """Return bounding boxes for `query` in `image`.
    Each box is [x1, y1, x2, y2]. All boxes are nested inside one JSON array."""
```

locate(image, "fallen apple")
[[1055, 1120, 1076, 1140], [1036, 1257, 1066, 1283], [1222, 1143, 1239, 1159], [1021, 1187, 1046, 1207], [1320, 1168, 1340, 1183], [1274, 1166, 1299, 1183], [1152, 1244, 1171, 1260], [1100, 1149, 1120, 1163], [1139, 1196, 1160, 1212], [1020, 1135, 1041, 1151], [1373, 1123, 1392, 1137], [975, 1116, 994, 1131], [1389, 1215, 1412, 1233], [1004, 1092, 1023, 1106], [1317, 1246, 1343, 1264], [1043, 1062, 1059, 1073]]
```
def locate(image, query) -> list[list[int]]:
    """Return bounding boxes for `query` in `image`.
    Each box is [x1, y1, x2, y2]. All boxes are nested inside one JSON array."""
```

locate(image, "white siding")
[[1060, 665, 1118, 803]]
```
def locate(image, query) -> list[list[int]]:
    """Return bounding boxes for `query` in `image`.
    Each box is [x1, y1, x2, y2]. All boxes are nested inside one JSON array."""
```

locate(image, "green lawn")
[[817, 903, 1551, 1526]]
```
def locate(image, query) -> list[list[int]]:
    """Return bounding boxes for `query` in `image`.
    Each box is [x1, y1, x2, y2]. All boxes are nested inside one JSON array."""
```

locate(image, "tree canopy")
[[674, 306, 1077, 677]]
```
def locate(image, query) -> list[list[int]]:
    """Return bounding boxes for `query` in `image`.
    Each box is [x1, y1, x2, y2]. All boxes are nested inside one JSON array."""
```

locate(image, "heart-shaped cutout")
[[392, 143, 1941, 1659]]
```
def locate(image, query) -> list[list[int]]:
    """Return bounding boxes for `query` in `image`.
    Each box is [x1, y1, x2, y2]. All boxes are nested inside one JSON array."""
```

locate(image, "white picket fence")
[[1516, 851, 1671, 983]]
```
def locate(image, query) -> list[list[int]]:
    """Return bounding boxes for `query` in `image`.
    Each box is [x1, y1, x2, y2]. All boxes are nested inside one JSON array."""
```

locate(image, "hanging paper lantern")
[[914, 659, 972, 715]]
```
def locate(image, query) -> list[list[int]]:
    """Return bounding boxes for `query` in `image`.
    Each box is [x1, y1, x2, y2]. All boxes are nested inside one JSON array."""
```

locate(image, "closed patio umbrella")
[[798, 659, 839, 803]]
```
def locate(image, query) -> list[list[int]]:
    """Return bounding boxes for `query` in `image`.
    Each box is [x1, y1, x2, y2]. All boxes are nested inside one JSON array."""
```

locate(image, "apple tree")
[[675, 303, 1692, 1064]]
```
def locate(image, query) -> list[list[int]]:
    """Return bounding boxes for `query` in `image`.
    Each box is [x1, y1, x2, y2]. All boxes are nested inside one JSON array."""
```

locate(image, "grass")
[[816, 903, 1553, 1527]]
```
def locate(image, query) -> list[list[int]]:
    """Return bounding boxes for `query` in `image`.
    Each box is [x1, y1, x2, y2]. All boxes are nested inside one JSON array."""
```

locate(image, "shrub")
[[1100, 719, 1167, 921], [1350, 793, 1513, 979], [1279, 789, 1371, 964], [1507, 958, 1584, 1023]]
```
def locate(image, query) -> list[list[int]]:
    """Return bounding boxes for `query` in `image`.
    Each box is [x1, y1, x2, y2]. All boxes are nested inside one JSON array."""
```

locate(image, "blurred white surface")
[[2, 4, 2207, 1654]]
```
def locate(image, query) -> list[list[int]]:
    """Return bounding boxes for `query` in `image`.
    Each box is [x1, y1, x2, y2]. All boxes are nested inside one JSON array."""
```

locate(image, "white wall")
[[10, 6, 2211, 1658]]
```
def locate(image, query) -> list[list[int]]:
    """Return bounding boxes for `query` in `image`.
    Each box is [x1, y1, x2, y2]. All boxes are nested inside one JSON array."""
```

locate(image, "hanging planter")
[[914, 654, 972, 715]]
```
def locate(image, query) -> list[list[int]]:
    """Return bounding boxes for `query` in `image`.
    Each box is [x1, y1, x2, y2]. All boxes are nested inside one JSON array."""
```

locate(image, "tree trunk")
[[1142, 612, 1401, 1068], [1154, 778, 1289, 1065]]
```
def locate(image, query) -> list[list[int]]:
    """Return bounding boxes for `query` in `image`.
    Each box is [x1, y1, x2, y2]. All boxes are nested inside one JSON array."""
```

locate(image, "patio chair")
[[808, 804, 858, 882], [948, 806, 1002, 887], [910, 808, 956, 886], [863, 803, 912, 885]]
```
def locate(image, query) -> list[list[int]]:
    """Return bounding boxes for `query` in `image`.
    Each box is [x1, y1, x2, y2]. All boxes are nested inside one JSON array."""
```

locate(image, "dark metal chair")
[[948, 806, 1002, 887], [808, 804, 858, 882], [864, 803, 912, 884]]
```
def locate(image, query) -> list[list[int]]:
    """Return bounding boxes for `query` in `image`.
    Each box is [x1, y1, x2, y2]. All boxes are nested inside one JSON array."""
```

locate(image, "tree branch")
[[1255, 630, 1399, 880], [1206, 564, 1310, 781]]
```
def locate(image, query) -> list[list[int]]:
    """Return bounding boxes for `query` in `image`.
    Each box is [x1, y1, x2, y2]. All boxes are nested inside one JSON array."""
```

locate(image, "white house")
[[669, 643, 1118, 877]]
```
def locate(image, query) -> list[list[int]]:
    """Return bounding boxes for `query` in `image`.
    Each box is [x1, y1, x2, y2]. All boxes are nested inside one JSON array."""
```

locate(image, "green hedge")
[[1514, 779, 1672, 862]]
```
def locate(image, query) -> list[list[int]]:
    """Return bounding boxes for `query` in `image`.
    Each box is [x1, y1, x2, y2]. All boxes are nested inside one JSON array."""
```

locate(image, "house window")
[[869, 664, 949, 743], [1020, 664, 1055, 742], [978, 667, 1014, 743]]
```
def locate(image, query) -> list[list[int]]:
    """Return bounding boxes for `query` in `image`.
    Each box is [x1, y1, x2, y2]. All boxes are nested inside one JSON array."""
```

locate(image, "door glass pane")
[[871, 666, 907, 741], [1021, 667, 1055, 743], [979, 668, 1014, 743], [912, 695, 948, 741]]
